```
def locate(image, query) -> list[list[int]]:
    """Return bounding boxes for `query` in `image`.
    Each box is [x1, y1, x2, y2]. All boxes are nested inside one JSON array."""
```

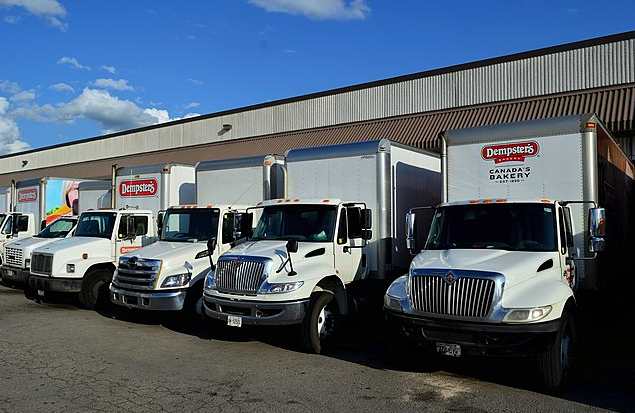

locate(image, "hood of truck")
[[5, 236, 61, 254], [33, 236, 112, 255], [123, 240, 209, 261], [411, 249, 561, 290]]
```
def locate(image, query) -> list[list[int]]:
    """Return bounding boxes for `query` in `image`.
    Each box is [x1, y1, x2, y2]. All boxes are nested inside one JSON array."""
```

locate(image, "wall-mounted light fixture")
[[222, 124, 232, 131], [22, 160, 28, 167]]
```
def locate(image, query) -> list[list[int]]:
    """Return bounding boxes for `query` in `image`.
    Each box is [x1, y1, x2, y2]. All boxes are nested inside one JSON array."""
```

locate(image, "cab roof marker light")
[[483, 199, 493, 204], [469, 200, 479, 204], [496, 199, 507, 203], [294, 199, 300, 202], [541, 199, 551, 203], [257, 202, 263, 206], [277, 200, 283, 204], [322, 199, 330, 203], [263, 160, 272, 166]]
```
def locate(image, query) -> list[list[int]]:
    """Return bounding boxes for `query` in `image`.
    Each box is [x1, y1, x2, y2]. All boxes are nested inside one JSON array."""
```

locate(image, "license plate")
[[436, 342, 461, 357], [227, 315, 242, 328], [5, 269, 14, 277], [37, 290, 45, 297]]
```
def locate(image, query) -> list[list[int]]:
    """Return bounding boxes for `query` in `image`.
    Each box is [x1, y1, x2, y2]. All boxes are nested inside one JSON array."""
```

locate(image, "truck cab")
[[0, 212, 38, 262], [110, 205, 250, 324], [1, 215, 78, 285], [204, 198, 372, 353], [28, 209, 156, 309]]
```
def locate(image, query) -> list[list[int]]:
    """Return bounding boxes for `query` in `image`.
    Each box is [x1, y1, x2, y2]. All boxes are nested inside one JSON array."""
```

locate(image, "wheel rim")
[[317, 304, 335, 339], [194, 295, 204, 319]]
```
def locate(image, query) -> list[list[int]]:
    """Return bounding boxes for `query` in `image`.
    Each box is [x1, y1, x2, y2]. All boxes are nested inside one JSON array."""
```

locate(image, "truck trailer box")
[[77, 180, 112, 212], [116, 163, 195, 210], [384, 114, 634, 391], [204, 139, 441, 353]]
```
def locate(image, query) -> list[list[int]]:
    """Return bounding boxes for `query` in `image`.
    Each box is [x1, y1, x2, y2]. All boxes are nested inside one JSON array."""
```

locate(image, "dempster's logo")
[[119, 178, 158, 197], [482, 141, 539, 164], [17, 188, 38, 203]]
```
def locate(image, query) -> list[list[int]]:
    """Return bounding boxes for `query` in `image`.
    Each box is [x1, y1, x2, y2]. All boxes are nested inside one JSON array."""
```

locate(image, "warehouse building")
[[0, 30, 633, 185]]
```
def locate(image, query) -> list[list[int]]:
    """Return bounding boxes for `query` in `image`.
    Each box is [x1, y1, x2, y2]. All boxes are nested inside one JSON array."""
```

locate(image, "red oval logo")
[[119, 178, 158, 197], [17, 188, 38, 203], [481, 141, 539, 164]]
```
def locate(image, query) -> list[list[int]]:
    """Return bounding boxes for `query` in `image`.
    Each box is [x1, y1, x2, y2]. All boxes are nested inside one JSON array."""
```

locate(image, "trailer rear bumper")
[[385, 308, 561, 356]]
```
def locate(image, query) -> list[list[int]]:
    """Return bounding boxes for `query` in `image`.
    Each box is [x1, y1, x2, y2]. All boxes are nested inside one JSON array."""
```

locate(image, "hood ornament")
[[443, 270, 458, 285]]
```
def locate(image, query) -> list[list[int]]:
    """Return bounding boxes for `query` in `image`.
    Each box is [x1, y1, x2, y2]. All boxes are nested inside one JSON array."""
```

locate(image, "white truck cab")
[[29, 209, 156, 309]]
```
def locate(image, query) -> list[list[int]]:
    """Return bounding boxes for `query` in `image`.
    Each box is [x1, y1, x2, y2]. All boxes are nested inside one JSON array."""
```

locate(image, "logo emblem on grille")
[[443, 270, 458, 285], [235, 257, 243, 267]]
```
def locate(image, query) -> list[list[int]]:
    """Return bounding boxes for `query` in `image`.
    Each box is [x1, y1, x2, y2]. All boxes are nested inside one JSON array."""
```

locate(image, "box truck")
[[28, 163, 196, 309], [384, 114, 634, 391], [109, 155, 285, 326], [203, 140, 441, 353], [1, 180, 111, 286]]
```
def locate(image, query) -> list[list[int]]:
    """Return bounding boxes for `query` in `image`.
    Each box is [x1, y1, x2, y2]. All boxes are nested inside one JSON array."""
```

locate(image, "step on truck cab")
[[1, 180, 110, 286], [28, 163, 196, 309], [110, 155, 286, 324], [384, 114, 634, 391], [203, 140, 441, 353]]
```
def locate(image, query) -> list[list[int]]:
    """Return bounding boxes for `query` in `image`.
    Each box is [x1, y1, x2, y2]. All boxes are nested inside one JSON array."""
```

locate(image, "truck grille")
[[114, 257, 161, 291], [31, 253, 53, 275], [4, 246, 23, 267], [215, 256, 270, 294], [410, 272, 497, 318]]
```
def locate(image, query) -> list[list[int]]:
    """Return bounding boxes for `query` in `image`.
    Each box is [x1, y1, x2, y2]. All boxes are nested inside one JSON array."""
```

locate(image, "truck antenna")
[[229, 183, 255, 208]]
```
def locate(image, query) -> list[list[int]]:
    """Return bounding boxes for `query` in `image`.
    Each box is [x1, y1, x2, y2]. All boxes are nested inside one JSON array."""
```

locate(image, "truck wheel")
[[179, 282, 205, 332], [78, 269, 112, 310], [301, 292, 338, 354], [537, 309, 576, 392]]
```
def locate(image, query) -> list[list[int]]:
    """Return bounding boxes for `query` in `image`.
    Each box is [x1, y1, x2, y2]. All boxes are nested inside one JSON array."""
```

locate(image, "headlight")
[[260, 281, 304, 294], [383, 274, 408, 313], [66, 263, 75, 273], [383, 294, 403, 312], [204, 270, 216, 292], [25, 258, 31, 269], [161, 273, 191, 288], [503, 306, 552, 323]]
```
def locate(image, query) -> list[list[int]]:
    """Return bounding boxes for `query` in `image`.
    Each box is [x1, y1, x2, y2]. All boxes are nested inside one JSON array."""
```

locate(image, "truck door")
[[334, 206, 366, 283], [558, 205, 576, 290], [115, 214, 149, 259]]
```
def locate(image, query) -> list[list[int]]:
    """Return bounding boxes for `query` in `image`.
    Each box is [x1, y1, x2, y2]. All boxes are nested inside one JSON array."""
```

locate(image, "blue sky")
[[0, 0, 633, 155]]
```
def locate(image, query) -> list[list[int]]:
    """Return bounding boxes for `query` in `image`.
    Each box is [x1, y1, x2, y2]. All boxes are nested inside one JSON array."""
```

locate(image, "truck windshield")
[[36, 217, 76, 238], [75, 212, 117, 239], [161, 209, 220, 242], [252, 205, 337, 242], [426, 203, 557, 252]]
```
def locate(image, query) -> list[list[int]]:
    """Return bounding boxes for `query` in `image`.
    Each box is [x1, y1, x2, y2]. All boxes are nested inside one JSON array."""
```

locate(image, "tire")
[[179, 282, 205, 332], [301, 292, 339, 354], [78, 269, 113, 310], [537, 309, 576, 393]]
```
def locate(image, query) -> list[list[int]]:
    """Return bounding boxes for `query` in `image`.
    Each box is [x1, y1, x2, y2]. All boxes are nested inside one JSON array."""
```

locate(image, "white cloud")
[[248, 0, 370, 20], [93, 78, 134, 91], [56, 88, 163, 133], [50, 82, 74, 93], [57, 56, 91, 70], [186, 78, 204, 85], [0, 97, 31, 154], [3, 15, 21, 24], [101, 65, 117, 74], [10, 89, 35, 103], [0, 80, 20, 94], [185, 102, 200, 109], [0, 0, 68, 31]]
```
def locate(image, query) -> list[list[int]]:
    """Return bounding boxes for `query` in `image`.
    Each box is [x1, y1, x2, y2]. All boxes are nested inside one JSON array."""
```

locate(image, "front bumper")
[[110, 284, 187, 311], [203, 293, 310, 326], [29, 275, 82, 293], [1, 265, 29, 284], [385, 308, 561, 356]]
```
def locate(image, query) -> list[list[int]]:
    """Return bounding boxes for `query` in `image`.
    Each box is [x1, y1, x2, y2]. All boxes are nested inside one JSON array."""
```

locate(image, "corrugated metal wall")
[[1, 33, 634, 178]]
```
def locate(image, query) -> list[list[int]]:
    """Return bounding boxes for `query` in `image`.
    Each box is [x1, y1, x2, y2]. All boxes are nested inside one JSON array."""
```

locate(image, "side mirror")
[[207, 237, 217, 254], [361, 209, 372, 229], [406, 212, 417, 251], [156, 211, 165, 235], [11, 216, 18, 236], [40, 219, 46, 231], [361, 229, 372, 240], [589, 207, 605, 237], [286, 239, 298, 253]]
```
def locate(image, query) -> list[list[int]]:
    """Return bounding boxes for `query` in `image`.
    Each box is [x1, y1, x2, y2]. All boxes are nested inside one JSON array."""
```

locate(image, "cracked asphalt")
[[1, 283, 633, 413]]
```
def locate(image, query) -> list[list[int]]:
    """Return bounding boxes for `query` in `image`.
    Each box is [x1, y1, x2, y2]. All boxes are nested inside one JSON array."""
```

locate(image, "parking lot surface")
[[1, 284, 633, 413]]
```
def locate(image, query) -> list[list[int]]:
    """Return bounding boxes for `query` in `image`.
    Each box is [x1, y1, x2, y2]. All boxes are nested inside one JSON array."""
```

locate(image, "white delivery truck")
[[203, 140, 441, 353], [28, 163, 196, 309], [1, 180, 111, 286], [110, 155, 285, 326], [384, 114, 634, 391], [0, 177, 84, 259]]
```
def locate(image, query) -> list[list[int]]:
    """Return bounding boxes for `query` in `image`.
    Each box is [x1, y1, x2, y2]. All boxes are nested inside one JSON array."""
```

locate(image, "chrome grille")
[[410, 274, 496, 318], [31, 253, 53, 275], [114, 257, 161, 291], [215, 257, 267, 294], [4, 247, 23, 267]]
